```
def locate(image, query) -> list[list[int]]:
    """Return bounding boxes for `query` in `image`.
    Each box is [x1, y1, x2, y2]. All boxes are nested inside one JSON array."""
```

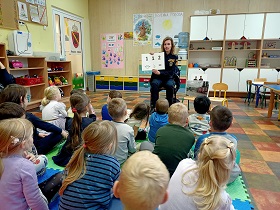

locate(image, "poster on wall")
[[18, 1, 29, 21], [68, 20, 82, 54], [100, 33, 124, 69], [133, 13, 153, 46], [153, 12, 183, 48]]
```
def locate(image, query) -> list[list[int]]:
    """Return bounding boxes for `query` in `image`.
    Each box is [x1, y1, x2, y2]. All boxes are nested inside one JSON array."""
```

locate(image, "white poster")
[[68, 20, 82, 54], [141, 52, 165, 71], [29, 5, 39, 23], [18, 2, 29, 21], [153, 12, 183, 48]]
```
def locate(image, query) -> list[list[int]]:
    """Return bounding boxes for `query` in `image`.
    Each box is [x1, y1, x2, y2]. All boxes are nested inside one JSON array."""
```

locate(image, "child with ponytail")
[[0, 118, 48, 210], [160, 135, 235, 210], [53, 93, 96, 166], [59, 120, 120, 209]]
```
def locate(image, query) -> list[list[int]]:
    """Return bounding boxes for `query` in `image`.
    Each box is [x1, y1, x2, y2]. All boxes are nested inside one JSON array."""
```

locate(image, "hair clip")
[[83, 143, 87, 148], [11, 137, 20, 145], [72, 108, 77, 113]]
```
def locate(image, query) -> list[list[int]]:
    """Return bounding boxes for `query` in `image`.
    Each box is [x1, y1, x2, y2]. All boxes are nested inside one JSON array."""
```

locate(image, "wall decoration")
[[101, 33, 124, 69], [133, 13, 153, 46], [124, 32, 133, 39], [68, 20, 82, 54], [18, 1, 29, 21], [29, 4, 39, 23], [153, 12, 183, 48]]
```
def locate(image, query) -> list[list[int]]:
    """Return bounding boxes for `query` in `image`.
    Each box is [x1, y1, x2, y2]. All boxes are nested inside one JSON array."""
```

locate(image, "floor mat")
[[45, 142, 65, 171]]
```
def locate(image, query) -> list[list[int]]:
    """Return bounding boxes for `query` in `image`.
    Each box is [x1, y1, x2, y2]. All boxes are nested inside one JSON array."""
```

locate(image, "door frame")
[[52, 7, 86, 76]]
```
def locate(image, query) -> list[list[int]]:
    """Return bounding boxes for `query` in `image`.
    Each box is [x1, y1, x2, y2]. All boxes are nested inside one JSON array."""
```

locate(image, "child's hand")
[[61, 130, 69, 139], [23, 151, 37, 163], [88, 103, 96, 115], [38, 133, 49, 138]]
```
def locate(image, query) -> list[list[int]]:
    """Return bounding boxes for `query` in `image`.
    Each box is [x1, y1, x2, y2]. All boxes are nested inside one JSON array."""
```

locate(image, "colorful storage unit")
[[124, 77, 138, 91], [178, 78, 186, 93], [96, 76, 110, 90], [110, 76, 123, 90], [139, 77, 151, 92]]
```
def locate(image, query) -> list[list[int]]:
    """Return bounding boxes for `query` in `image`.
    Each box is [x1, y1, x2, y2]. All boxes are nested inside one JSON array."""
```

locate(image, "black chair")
[[244, 80, 255, 105]]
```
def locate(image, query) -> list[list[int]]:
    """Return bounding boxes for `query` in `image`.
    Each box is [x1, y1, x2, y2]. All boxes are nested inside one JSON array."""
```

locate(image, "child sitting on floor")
[[108, 98, 136, 164], [194, 105, 241, 183], [67, 89, 85, 118], [126, 102, 150, 139], [40, 86, 67, 129], [0, 118, 48, 210], [160, 135, 235, 210], [53, 93, 97, 166], [148, 98, 169, 143], [59, 121, 120, 209], [113, 151, 169, 210], [102, 90, 123, 120], [0, 102, 48, 176], [188, 95, 211, 139]]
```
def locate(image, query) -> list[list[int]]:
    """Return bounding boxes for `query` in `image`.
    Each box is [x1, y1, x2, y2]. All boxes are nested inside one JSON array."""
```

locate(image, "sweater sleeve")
[[26, 112, 62, 133], [55, 102, 67, 117], [127, 128, 136, 154], [0, 68, 15, 87], [21, 160, 49, 210]]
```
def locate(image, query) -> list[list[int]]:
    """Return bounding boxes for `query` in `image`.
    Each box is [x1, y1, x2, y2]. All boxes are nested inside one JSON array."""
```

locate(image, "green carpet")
[[226, 175, 251, 202], [45, 141, 65, 171]]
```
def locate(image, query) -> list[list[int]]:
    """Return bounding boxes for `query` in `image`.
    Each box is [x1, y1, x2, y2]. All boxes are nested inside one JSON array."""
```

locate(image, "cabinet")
[[0, 44, 8, 68], [264, 13, 280, 39], [190, 15, 225, 41], [260, 40, 280, 69], [7, 55, 47, 109], [95, 76, 138, 91], [226, 14, 264, 40], [47, 61, 73, 97]]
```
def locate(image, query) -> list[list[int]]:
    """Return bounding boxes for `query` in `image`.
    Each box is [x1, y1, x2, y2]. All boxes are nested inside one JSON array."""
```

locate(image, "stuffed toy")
[[48, 77, 55, 86], [60, 76, 68, 85], [54, 77, 62, 86]]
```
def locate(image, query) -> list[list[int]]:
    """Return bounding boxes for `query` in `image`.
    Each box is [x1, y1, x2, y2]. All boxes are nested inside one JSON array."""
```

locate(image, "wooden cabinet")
[[47, 61, 73, 97], [0, 44, 8, 68], [261, 40, 280, 69], [226, 14, 264, 40], [264, 13, 280, 39], [190, 15, 225, 41], [7, 55, 47, 109]]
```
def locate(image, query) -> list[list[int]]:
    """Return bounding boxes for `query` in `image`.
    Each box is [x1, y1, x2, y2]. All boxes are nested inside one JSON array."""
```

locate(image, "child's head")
[[184, 135, 235, 210], [0, 84, 27, 108], [0, 118, 33, 177], [108, 98, 127, 120], [59, 120, 118, 195], [0, 102, 26, 120], [130, 102, 150, 120], [113, 151, 169, 210], [107, 90, 122, 103], [194, 95, 211, 114], [210, 105, 233, 131], [155, 99, 169, 114], [41, 86, 61, 106], [70, 89, 84, 95], [69, 93, 91, 149], [168, 103, 188, 126]]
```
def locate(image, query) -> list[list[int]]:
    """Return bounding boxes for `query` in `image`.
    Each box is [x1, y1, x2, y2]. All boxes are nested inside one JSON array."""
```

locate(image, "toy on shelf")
[[224, 56, 237, 67], [240, 41, 251, 49], [48, 77, 55, 86], [60, 76, 68, 85], [51, 65, 64, 71], [228, 42, 238, 50], [9, 60, 23, 68], [246, 52, 257, 67], [54, 76, 62, 86]]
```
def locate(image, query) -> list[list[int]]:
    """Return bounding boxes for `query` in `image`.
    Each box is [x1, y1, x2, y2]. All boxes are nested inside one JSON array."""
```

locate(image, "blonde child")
[[59, 121, 120, 209], [108, 98, 136, 164], [0, 102, 48, 176], [41, 86, 67, 129], [53, 93, 97, 166], [126, 102, 150, 138], [0, 118, 48, 210], [113, 151, 169, 210], [159, 135, 235, 210]]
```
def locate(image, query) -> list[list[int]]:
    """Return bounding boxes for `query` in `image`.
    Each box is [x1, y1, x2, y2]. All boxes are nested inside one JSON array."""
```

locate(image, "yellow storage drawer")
[[96, 76, 110, 81], [109, 76, 123, 82], [123, 77, 138, 82]]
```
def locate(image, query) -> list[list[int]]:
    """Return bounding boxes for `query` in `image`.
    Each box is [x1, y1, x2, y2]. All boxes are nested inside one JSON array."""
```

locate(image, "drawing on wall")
[[69, 20, 82, 54], [124, 32, 133, 39], [101, 33, 124, 69], [153, 12, 183, 48], [133, 13, 153, 46], [38, 5, 47, 25], [18, 1, 29, 21], [29, 5, 39, 23]]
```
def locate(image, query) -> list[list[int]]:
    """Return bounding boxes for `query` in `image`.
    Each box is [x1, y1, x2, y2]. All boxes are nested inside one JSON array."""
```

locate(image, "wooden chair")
[[182, 95, 196, 110], [254, 78, 267, 82], [260, 81, 278, 108], [208, 82, 229, 107]]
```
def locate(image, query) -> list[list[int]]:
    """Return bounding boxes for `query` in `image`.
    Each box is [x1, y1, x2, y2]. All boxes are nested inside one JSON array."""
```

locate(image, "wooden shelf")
[[0, 56, 5, 59], [262, 49, 280, 51], [48, 70, 70, 74], [56, 84, 72, 88], [261, 57, 280, 59], [8, 56, 45, 59], [9, 67, 45, 71], [189, 40, 223, 43], [189, 50, 222, 52], [224, 49, 260, 51], [22, 83, 46, 87]]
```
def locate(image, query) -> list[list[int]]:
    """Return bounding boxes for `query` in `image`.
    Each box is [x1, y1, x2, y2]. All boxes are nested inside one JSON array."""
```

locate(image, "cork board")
[[0, 0, 18, 30], [17, 0, 48, 26]]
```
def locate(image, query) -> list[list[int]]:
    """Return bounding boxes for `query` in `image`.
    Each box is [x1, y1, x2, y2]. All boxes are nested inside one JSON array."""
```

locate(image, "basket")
[[16, 76, 44, 86]]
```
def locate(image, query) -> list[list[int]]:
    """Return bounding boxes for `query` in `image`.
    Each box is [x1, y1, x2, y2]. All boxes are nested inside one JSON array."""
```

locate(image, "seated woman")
[[150, 37, 178, 110]]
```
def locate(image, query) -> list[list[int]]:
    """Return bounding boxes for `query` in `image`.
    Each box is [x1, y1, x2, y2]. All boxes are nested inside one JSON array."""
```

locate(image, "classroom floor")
[[31, 91, 280, 210]]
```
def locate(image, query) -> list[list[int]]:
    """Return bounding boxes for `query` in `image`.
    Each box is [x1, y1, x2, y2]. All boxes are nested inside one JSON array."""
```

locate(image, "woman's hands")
[[152, 69, 160, 75]]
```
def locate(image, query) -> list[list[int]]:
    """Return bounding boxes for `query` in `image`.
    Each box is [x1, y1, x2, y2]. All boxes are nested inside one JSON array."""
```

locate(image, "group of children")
[[0, 83, 241, 210]]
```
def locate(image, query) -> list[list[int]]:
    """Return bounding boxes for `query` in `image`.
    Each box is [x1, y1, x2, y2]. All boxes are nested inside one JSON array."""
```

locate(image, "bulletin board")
[[17, 0, 48, 26], [0, 0, 18, 30]]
